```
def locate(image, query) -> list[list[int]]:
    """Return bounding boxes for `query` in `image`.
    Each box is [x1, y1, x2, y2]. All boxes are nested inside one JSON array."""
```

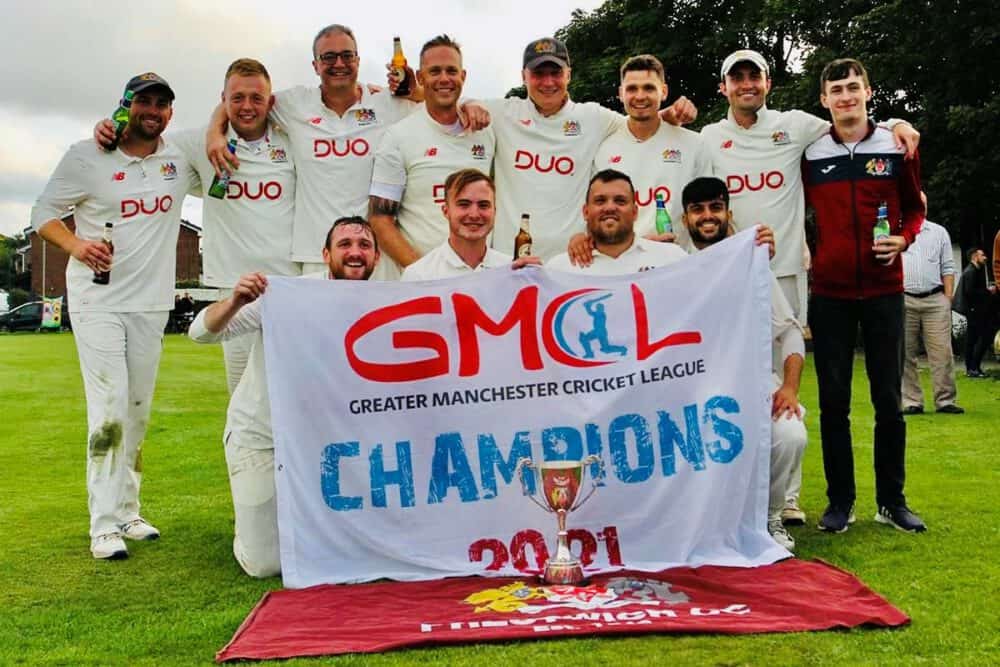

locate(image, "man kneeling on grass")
[[189, 217, 379, 577]]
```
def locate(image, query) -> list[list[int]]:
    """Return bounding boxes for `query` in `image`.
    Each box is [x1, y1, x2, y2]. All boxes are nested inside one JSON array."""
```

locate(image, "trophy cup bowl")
[[516, 455, 603, 585]]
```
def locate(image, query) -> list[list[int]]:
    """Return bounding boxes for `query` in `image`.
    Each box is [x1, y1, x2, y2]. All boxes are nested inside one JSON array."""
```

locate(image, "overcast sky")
[[0, 0, 604, 239]]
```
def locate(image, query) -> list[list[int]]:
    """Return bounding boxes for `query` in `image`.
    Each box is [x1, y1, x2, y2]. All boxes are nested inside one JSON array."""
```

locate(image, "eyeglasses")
[[317, 50, 357, 64]]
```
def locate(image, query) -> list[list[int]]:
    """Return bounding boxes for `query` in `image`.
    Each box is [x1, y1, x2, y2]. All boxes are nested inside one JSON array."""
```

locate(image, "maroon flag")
[[217, 559, 908, 662]]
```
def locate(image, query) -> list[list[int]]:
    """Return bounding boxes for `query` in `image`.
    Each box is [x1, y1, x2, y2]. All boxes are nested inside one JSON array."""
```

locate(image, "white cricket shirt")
[[30, 139, 198, 313], [400, 241, 510, 281], [173, 125, 299, 287], [546, 236, 689, 275], [271, 85, 415, 262], [594, 121, 710, 248], [486, 97, 624, 260], [700, 106, 829, 277], [188, 271, 327, 449], [370, 106, 496, 279]]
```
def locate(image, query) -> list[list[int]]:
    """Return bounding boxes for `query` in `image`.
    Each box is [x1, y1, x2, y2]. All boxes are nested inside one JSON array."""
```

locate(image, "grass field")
[[0, 332, 997, 666]]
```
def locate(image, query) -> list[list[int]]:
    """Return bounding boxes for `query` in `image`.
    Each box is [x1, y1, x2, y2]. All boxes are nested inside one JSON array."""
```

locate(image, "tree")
[[556, 0, 1000, 250]]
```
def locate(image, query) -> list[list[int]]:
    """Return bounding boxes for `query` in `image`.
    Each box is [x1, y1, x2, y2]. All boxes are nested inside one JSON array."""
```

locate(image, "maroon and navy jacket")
[[802, 121, 923, 299]]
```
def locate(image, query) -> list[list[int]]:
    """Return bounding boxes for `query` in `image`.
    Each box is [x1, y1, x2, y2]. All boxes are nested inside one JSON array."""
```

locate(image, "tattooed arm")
[[368, 196, 422, 268]]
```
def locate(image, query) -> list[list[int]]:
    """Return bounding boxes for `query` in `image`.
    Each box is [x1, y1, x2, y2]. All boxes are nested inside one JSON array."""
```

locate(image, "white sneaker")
[[781, 502, 806, 526], [119, 518, 160, 541], [91, 533, 128, 560], [768, 518, 796, 550]]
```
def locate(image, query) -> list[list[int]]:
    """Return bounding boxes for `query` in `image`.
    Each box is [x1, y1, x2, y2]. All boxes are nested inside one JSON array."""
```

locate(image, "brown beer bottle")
[[514, 213, 532, 258], [391, 37, 412, 97], [92, 222, 114, 285]]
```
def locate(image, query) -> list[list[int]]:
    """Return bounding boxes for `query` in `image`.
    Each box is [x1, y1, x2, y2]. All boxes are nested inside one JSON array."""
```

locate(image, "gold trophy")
[[515, 455, 604, 585]]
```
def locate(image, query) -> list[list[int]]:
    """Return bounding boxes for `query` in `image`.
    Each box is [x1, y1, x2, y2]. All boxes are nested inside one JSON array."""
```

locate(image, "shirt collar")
[[830, 119, 876, 144], [593, 236, 644, 260], [726, 104, 770, 129], [443, 240, 490, 271]]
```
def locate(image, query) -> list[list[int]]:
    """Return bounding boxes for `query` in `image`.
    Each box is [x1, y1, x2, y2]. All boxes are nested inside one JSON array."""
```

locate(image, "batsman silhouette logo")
[[463, 577, 689, 614]]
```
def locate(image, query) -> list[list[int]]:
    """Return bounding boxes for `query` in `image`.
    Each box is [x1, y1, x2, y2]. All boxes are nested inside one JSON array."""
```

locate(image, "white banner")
[[263, 231, 784, 588]]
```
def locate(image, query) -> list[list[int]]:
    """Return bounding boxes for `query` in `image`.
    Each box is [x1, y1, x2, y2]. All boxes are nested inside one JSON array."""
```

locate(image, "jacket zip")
[[845, 142, 864, 299]]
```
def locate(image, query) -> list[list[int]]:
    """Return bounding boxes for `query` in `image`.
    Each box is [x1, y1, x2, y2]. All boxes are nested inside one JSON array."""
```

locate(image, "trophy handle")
[[571, 454, 605, 511], [515, 457, 552, 513]]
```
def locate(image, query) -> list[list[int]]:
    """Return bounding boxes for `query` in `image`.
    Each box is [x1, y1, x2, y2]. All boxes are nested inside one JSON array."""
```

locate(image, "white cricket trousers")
[[770, 405, 807, 520], [73, 311, 168, 538], [224, 433, 280, 578]]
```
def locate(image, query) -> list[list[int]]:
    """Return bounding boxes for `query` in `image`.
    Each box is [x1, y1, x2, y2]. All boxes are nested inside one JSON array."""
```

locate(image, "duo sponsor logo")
[[726, 171, 784, 194], [121, 195, 173, 218], [314, 138, 370, 158], [225, 181, 283, 201], [514, 150, 574, 175]]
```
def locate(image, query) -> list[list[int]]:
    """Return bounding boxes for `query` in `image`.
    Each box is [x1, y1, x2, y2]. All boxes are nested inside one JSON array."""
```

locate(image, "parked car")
[[0, 301, 72, 332]]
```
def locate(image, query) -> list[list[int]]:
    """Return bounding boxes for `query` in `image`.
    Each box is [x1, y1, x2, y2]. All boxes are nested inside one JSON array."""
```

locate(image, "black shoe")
[[902, 405, 924, 415], [875, 505, 927, 533], [966, 370, 988, 378], [936, 404, 965, 414], [818, 504, 856, 533]]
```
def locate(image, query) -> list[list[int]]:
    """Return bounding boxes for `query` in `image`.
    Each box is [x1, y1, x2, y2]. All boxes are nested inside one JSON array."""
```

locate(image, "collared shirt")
[[593, 121, 711, 248], [401, 241, 510, 281], [30, 138, 199, 313], [370, 105, 496, 280], [188, 271, 327, 449], [902, 219, 955, 294], [545, 236, 689, 274], [701, 105, 830, 278], [485, 97, 625, 260], [270, 85, 415, 262], [172, 125, 299, 287]]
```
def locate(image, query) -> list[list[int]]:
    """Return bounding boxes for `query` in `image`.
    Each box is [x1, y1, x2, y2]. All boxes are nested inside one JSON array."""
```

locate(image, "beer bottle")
[[107, 90, 134, 152], [873, 201, 891, 240], [208, 139, 238, 199], [654, 192, 672, 234], [92, 223, 114, 285], [514, 213, 533, 258], [390, 37, 412, 97]]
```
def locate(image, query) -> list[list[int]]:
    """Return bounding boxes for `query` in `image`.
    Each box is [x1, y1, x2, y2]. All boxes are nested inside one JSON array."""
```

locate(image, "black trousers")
[[809, 293, 907, 509], [965, 308, 991, 372]]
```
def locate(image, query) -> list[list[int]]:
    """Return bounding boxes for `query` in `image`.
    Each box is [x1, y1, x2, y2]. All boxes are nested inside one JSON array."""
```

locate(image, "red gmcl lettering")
[[314, 138, 370, 158], [227, 181, 283, 201], [635, 186, 671, 207], [513, 149, 574, 175], [726, 171, 785, 194], [121, 195, 173, 218], [345, 284, 700, 382]]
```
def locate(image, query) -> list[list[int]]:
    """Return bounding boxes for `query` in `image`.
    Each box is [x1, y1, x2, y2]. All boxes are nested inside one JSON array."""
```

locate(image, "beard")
[[590, 219, 633, 246], [689, 218, 730, 245]]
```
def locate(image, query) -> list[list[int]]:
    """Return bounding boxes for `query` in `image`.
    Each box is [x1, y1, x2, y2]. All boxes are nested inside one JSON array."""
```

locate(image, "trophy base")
[[543, 559, 585, 586]]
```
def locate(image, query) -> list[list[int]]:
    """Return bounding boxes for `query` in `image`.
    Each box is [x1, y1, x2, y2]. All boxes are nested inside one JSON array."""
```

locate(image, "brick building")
[[20, 213, 202, 301]]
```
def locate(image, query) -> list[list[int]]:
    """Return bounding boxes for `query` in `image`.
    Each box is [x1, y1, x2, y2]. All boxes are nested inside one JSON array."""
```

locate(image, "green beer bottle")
[[873, 201, 890, 240], [654, 192, 672, 234], [208, 139, 238, 199], [107, 90, 134, 152]]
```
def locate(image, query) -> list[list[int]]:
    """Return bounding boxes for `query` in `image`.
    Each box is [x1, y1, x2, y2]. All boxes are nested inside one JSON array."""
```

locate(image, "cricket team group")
[[31, 23, 931, 575]]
